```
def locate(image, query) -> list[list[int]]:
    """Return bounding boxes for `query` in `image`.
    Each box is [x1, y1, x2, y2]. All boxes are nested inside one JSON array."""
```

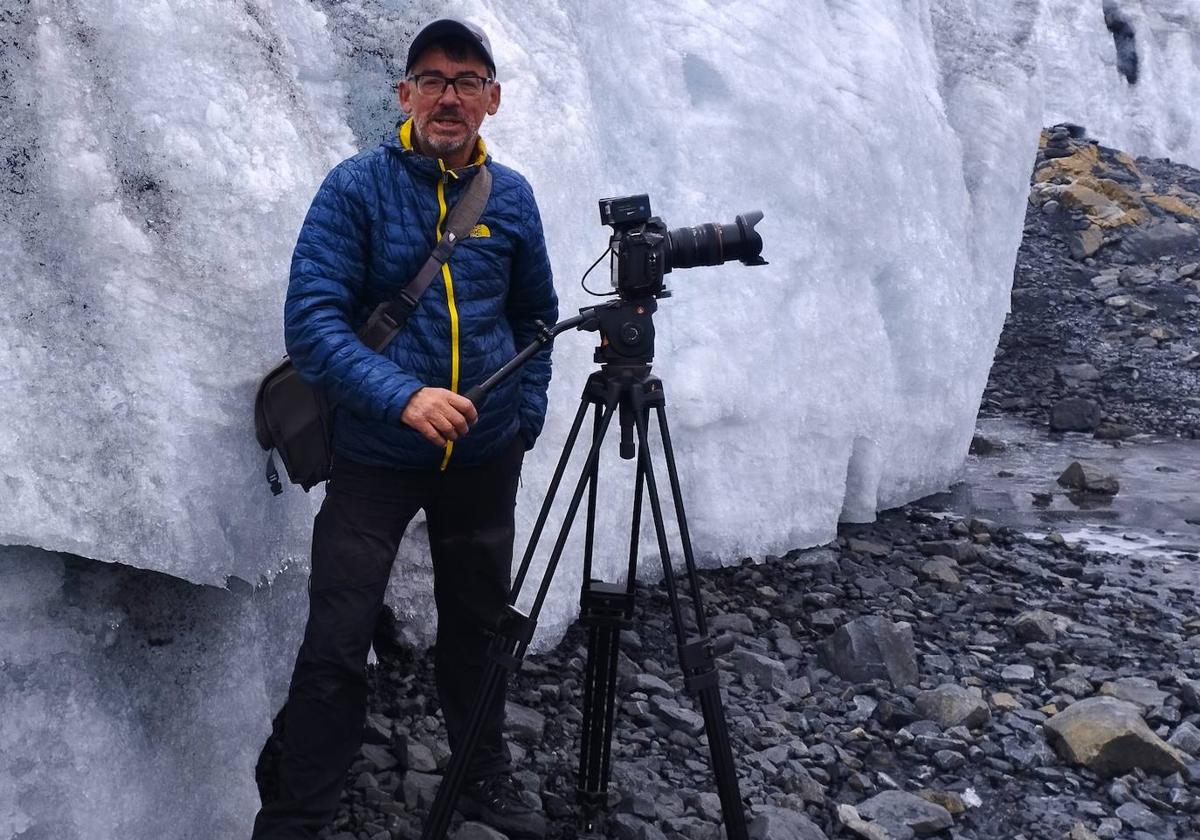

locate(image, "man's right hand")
[[400, 387, 478, 448]]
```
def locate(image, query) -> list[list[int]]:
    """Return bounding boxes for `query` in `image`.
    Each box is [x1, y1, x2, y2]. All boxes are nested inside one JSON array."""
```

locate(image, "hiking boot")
[[456, 773, 547, 838]]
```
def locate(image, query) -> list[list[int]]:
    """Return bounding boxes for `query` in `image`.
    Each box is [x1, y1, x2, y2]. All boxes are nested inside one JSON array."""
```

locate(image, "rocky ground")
[[256, 127, 1200, 840], [257, 510, 1200, 840], [981, 123, 1200, 440]]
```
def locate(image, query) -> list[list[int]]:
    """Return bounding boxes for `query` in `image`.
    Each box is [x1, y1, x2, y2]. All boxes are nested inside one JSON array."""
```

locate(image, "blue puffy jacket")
[[284, 119, 559, 470]]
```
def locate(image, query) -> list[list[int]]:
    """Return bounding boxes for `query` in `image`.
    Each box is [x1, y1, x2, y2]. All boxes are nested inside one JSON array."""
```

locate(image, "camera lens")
[[664, 211, 765, 270]]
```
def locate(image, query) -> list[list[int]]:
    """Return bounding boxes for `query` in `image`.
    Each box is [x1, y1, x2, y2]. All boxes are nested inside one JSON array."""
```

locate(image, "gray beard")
[[413, 123, 473, 161]]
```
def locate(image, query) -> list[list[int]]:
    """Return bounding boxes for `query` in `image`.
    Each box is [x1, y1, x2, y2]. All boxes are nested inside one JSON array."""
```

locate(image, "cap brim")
[[405, 19, 496, 75]]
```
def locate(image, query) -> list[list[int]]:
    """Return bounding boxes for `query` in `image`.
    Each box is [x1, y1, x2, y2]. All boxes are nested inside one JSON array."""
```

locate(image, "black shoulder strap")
[[358, 164, 493, 351]]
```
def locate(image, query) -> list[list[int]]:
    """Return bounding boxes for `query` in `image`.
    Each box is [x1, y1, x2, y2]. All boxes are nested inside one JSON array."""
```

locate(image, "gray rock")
[[1057, 461, 1119, 495], [856, 790, 954, 837], [711, 612, 755, 635], [1181, 679, 1200, 711], [915, 684, 991, 729], [1044, 696, 1189, 777], [451, 822, 508, 840], [664, 816, 722, 840], [506, 702, 546, 741], [809, 608, 847, 629], [823, 616, 919, 688], [732, 649, 789, 690], [650, 695, 705, 736], [1067, 823, 1102, 840], [363, 713, 393, 745], [933, 749, 966, 770], [785, 676, 812, 698], [403, 771, 441, 810], [748, 805, 829, 840], [916, 541, 978, 563], [1120, 221, 1199, 259], [1167, 721, 1200, 756], [917, 559, 961, 591], [848, 538, 891, 558], [1050, 399, 1102, 433], [1001, 664, 1036, 684], [1115, 801, 1164, 832], [1067, 226, 1104, 260], [837, 804, 893, 840], [1093, 423, 1136, 440], [1128, 299, 1158, 317], [1052, 675, 1094, 697], [849, 695, 880, 723], [610, 812, 669, 840], [629, 673, 675, 696], [1013, 610, 1062, 643], [360, 743, 399, 773], [1098, 677, 1169, 711], [1056, 363, 1101, 384], [407, 741, 437, 773]]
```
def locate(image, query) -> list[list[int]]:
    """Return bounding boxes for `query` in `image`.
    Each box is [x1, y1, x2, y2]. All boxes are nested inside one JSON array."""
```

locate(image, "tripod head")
[[582, 297, 657, 370]]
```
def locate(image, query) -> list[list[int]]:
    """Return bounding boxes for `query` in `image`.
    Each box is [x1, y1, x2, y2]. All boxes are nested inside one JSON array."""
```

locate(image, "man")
[[252, 18, 557, 840]]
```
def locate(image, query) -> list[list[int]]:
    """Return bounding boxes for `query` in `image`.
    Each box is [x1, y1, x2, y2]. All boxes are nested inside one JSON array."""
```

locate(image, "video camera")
[[598, 194, 767, 298]]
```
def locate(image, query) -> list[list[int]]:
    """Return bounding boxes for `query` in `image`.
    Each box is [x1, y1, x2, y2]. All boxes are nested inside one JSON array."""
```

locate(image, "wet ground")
[[923, 416, 1200, 595]]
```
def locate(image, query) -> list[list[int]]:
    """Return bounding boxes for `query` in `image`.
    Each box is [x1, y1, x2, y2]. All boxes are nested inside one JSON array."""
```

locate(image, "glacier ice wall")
[[0, 545, 308, 839], [5, 0, 1200, 618], [4, 1, 1200, 836]]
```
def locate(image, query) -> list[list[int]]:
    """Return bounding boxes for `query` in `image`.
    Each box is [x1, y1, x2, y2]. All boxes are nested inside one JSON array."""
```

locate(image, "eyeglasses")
[[407, 73, 493, 98]]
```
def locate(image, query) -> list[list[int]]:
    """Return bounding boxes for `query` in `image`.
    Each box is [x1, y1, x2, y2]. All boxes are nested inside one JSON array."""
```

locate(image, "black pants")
[[251, 438, 525, 839]]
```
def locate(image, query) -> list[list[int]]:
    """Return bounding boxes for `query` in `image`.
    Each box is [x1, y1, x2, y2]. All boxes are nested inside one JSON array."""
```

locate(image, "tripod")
[[421, 297, 748, 839]]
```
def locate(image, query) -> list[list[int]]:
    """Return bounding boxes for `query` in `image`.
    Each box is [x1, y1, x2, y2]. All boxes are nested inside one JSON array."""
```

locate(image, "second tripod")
[[421, 298, 749, 839]]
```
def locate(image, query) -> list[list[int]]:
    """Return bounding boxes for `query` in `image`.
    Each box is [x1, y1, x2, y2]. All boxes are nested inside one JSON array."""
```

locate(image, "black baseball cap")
[[405, 18, 496, 78]]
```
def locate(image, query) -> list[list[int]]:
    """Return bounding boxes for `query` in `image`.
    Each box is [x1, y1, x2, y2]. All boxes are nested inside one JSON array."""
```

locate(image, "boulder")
[[1055, 363, 1101, 385], [505, 702, 546, 742], [1167, 721, 1200, 756], [1120, 221, 1199, 259], [917, 559, 961, 591], [733, 649, 789, 690], [1067, 226, 1104, 259], [1012, 609, 1070, 642], [402, 771, 442, 810], [823, 616, 919, 688], [836, 804, 892, 840], [915, 684, 991, 729], [1097, 676, 1169, 711], [855, 790, 954, 837], [1049, 399, 1102, 433], [1043, 696, 1188, 777], [748, 805, 829, 840], [1057, 462, 1119, 495]]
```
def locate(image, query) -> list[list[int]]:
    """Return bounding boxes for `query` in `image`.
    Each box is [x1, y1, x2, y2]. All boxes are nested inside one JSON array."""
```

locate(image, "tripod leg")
[[577, 453, 644, 826], [582, 403, 602, 584], [512, 394, 592, 595], [422, 389, 621, 840], [632, 402, 749, 840]]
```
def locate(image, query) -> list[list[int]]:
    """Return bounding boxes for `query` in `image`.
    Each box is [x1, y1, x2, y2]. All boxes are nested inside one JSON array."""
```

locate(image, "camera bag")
[[254, 164, 493, 495]]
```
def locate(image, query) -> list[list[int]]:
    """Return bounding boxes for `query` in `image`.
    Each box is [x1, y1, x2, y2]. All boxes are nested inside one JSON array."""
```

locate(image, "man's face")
[[398, 46, 501, 163]]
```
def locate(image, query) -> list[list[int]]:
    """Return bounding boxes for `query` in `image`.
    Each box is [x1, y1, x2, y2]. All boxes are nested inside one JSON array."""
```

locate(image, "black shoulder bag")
[[254, 165, 493, 495]]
